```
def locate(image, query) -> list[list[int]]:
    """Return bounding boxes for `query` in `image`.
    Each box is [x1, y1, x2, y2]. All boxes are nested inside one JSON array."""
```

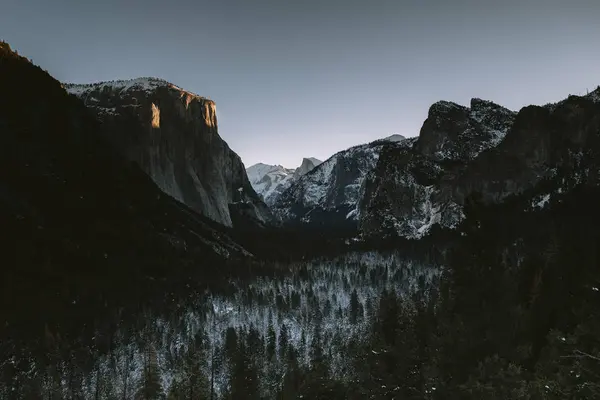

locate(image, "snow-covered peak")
[[246, 163, 283, 185], [63, 77, 208, 100], [246, 158, 321, 206], [273, 141, 387, 224]]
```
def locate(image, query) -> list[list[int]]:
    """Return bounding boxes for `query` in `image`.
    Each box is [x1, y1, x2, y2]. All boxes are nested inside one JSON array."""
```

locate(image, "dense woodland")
[[2, 179, 599, 398]]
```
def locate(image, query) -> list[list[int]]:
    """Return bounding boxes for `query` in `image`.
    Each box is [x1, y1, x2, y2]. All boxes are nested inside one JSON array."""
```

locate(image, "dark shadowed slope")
[[0, 41, 251, 343]]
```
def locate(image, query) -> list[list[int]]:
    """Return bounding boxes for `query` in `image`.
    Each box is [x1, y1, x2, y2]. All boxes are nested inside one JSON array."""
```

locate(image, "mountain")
[[64, 78, 272, 228], [359, 91, 600, 238], [381, 134, 406, 143], [0, 42, 252, 327], [272, 137, 409, 229], [293, 157, 322, 179], [4, 39, 600, 399], [246, 157, 321, 205]]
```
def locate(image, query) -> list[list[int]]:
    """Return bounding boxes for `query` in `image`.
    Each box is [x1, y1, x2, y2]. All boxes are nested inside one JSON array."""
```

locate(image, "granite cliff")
[[0, 42, 251, 294], [246, 157, 322, 206], [359, 90, 600, 238], [65, 79, 272, 227], [272, 137, 405, 229]]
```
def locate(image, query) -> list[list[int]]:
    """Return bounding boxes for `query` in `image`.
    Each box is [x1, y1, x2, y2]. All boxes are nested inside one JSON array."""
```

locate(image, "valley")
[[0, 252, 438, 398], [1, 39, 599, 399]]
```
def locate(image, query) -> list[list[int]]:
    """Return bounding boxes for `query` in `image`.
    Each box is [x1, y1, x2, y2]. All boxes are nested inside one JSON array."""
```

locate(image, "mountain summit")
[[246, 158, 322, 205], [65, 78, 272, 227], [359, 90, 600, 238], [272, 135, 410, 228]]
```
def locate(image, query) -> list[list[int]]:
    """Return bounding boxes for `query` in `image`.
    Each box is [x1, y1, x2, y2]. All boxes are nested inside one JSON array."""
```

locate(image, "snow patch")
[[246, 158, 322, 205], [346, 208, 358, 220], [63, 77, 208, 100], [532, 193, 551, 209]]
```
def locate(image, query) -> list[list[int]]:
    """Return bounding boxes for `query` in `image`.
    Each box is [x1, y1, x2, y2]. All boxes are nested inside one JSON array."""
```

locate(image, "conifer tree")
[[135, 344, 164, 400]]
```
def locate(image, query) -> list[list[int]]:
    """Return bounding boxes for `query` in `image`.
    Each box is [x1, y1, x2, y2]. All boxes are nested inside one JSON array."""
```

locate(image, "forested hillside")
[[1, 39, 599, 399]]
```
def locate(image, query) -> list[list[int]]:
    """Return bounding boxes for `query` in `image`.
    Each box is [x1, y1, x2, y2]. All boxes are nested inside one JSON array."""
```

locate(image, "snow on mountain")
[[246, 163, 283, 185], [65, 77, 273, 227], [416, 98, 516, 162], [272, 136, 410, 227], [246, 164, 296, 205], [360, 90, 600, 239], [246, 158, 322, 206], [63, 77, 204, 99], [359, 98, 517, 239]]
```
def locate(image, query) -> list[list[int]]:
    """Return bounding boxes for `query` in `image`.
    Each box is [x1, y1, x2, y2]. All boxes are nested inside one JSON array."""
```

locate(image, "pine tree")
[[279, 344, 302, 399], [228, 340, 260, 400], [278, 324, 288, 360], [246, 325, 263, 364], [135, 344, 164, 400], [178, 332, 210, 400], [349, 289, 361, 324], [266, 322, 277, 362]]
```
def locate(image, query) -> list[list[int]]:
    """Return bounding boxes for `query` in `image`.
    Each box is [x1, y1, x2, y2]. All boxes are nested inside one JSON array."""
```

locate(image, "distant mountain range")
[[257, 89, 600, 242], [4, 39, 600, 398], [246, 158, 322, 205], [5, 37, 600, 253], [269, 136, 402, 228]]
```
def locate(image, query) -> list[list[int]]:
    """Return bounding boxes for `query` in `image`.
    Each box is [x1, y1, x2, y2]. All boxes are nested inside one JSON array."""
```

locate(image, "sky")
[[2, 0, 600, 168]]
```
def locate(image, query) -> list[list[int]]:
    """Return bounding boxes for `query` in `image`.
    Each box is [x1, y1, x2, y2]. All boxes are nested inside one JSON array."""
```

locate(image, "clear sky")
[[2, 0, 600, 168]]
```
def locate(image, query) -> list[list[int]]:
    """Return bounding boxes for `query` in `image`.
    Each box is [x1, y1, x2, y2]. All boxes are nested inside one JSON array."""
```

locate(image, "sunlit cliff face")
[[203, 100, 217, 128], [151, 103, 160, 128], [64, 77, 272, 227]]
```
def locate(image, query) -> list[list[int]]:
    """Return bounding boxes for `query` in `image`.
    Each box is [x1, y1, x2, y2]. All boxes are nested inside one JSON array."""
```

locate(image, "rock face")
[[272, 137, 405, 228], [382, 134, 406, 143], [246, 157, 322, 205], [64, 78, 271, 227], [416, 98, 516, 162], [293, 157, 322, 179], [359, 90, 600, 238], [0, 42, 250, 285]]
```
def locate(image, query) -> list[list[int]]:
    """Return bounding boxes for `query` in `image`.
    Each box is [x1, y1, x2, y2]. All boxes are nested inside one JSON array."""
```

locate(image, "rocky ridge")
[[0, 43, 250, 278], [64, 78, 272, 227], [359, 89, 600, 238], [246, 157, 322, 205], [271, 136, 408, 228]]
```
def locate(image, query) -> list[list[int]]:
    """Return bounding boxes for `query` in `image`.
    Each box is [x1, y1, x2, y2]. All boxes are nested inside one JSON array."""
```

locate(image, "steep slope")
[[0, 42, 251, 333], [272, 137, 407, 228], [359, 90, 600, 238], [246, 157, 322, 205], [64, 78, 271, 227], [293, 157, 322, 179], [416, 98, 515, 161], [246, 163, 296, 205]]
